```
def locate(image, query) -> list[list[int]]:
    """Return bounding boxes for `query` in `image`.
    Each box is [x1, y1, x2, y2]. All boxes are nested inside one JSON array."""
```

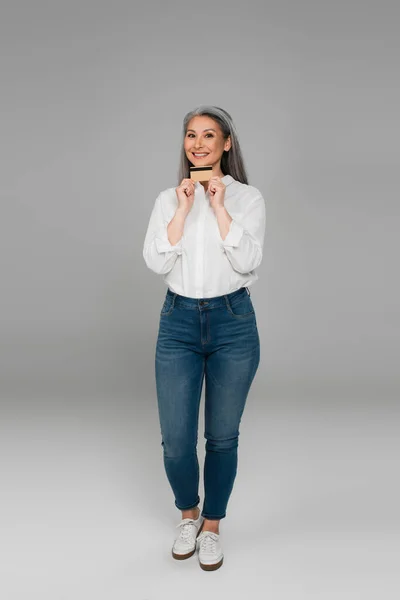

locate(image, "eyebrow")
[[186, 128, 216, 133]]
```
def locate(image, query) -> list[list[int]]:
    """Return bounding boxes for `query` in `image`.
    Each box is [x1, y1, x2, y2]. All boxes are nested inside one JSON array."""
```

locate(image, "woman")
[[143, 105, 266, 571]]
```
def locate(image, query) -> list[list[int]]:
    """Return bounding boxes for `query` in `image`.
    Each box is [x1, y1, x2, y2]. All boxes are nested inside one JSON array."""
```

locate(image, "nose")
[[193, 136, 204, 149]]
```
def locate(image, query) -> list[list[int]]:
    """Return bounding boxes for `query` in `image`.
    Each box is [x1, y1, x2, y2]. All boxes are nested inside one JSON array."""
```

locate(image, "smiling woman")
[[142, 104, 266, 571], [183, 118, 231, 193], [179, 107, 248, 192]]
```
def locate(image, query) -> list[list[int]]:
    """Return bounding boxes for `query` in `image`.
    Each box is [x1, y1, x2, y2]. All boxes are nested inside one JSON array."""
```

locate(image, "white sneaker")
[[172, 510, 204, 560], [197, 530, 224, 571]]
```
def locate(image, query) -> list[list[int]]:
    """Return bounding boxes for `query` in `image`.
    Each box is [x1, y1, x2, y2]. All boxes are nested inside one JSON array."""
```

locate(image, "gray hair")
[[177, 105, 249, 186]]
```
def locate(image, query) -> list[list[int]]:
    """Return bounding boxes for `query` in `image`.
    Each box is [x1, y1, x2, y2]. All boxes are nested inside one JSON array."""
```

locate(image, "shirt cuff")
[[220, 219, 244, 248], [154, 224, 183, 255]]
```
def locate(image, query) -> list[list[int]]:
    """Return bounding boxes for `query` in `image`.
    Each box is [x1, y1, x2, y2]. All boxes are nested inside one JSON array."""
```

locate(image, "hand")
[[208, 176, 226, 212], [175, 178, 195, 214]]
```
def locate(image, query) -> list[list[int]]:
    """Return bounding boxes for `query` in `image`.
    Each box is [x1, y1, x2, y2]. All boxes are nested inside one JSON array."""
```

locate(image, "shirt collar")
[[194, 174, 234, 188], [222, 174, 234, 186]]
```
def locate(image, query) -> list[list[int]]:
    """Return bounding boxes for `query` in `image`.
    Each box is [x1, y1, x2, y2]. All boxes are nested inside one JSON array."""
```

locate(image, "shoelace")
[[197, 531, 219, 554], [176, 518, 197, 543]]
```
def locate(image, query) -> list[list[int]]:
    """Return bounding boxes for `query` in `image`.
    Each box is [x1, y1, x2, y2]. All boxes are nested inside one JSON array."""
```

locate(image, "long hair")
[[177, 105, 249, 186]]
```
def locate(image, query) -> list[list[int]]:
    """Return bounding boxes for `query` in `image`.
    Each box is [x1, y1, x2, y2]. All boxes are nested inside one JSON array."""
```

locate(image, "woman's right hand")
[[175, 178, 195, 214]]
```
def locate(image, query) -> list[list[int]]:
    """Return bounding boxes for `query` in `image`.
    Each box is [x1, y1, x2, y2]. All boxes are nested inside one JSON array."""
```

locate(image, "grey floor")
[[1, 387, 398, 600]]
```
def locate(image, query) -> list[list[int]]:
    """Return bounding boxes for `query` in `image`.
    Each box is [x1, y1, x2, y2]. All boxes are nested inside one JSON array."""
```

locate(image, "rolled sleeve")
[[220, 219, 244, 248], [143, 192, 183, 275], [155, 224, 183, 255], [218, 194, 266, 273]]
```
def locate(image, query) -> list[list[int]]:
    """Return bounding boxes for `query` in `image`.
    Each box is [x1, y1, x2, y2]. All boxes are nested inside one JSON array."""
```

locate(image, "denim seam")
[[160, 292, 177, 316], [224, 293, 255, 318]]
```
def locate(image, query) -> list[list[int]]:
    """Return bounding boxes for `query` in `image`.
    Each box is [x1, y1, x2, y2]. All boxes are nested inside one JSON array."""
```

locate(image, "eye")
[[186, 133, 214, 138]]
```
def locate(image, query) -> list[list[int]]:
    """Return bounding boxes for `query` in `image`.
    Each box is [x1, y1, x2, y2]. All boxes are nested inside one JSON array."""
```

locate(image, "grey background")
[[1, 1, 398, 598]]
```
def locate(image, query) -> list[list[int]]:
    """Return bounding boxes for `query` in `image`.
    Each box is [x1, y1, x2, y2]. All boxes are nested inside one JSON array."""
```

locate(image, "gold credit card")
[[189, 165, 213, 181]]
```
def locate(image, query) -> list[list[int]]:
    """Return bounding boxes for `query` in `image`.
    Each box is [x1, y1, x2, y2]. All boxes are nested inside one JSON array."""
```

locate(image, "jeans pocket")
[[160, 294, 175, 317], [226, 292, 255, 318]]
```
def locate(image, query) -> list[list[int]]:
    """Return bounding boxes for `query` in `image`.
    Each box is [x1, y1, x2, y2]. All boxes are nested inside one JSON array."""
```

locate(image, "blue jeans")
[[155, 286, 260, 520]]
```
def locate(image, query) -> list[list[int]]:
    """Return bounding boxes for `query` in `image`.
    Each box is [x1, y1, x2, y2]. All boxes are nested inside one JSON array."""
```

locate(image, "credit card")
[[189, 165, 213, 181]]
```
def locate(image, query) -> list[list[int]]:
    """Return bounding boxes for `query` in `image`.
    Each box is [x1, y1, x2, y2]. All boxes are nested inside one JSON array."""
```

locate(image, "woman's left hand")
[[208, 177, 226, 211]]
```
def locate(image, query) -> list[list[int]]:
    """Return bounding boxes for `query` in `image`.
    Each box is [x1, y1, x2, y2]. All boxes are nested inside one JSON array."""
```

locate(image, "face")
[[184, 115, 231, 171]]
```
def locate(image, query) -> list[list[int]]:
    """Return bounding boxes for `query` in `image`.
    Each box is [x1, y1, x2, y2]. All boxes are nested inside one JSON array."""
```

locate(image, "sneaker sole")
[[172, 519, 204, 560], [199, 556, 224, 571]]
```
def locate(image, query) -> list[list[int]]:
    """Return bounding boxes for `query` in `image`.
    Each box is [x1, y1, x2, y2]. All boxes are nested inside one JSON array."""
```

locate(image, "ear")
[[224, 136, 232, 152]]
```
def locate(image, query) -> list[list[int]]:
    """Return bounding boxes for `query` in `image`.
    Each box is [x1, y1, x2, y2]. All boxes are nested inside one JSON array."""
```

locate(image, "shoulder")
[[151, 187, 178, 219], [230, 180, 264, 203], [157, 187, 177, 202], [151, 187, 177, 209]]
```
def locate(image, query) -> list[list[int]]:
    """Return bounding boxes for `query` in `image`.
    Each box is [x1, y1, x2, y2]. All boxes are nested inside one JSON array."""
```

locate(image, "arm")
[[142, 192, 187, 275], [215, 194, 266, 274]]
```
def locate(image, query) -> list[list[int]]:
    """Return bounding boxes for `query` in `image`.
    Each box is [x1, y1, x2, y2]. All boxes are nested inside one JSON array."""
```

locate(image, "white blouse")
[[142, 174, 266, 299]]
